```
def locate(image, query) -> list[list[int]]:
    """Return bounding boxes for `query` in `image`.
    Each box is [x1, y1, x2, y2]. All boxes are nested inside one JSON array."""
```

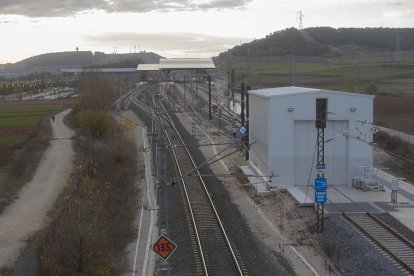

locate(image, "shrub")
[[364, 82, 379, 94], [75, 110, 112, 138]]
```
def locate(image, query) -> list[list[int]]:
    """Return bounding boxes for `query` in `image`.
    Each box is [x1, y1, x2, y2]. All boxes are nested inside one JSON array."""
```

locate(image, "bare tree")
[[78, 75, 115, 112]]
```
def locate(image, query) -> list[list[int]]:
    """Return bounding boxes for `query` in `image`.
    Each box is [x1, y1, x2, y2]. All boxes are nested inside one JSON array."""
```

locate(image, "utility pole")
[[241, 82, 245, 126], [231, 69, 235, 106], [246, 85, 250, 160], [354, 62, 360, 92], [315, 98, 327, 233], [208, 76, 212, 120], [240, 82, 246, 157], [290, 51, 297, 86], [227, 63, 230, 97]]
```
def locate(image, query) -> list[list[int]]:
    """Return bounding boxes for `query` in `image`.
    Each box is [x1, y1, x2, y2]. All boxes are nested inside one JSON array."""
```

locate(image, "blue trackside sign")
[[316, 164, 326, 170], [238, 125, 247, 135], [315, 190, 327, 204], [315, 178, 327, 191]]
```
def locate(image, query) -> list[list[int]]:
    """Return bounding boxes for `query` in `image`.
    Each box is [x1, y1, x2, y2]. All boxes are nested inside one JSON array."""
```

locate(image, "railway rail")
[[343, 213, 414, 274], [129, 83, 247, 275], [159, 101, 247, 275], [327, 185, 414, 274]]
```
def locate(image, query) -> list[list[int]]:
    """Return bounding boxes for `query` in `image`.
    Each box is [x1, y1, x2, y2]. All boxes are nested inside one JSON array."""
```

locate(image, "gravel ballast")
[[317, 215, 405, 276]]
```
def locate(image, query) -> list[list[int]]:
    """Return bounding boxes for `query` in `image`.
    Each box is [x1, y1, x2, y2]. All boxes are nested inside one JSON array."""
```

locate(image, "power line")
[[375, 144, 414, 164]]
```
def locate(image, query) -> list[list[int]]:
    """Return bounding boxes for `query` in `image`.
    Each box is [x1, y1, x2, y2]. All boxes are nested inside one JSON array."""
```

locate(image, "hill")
[[0, 51, 162, 76], [215, 27, 414, 63], [215, 27, 414, 97]]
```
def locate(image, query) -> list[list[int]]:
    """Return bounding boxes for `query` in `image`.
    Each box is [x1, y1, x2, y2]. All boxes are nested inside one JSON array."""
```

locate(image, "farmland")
[[219, 51, 414, 97], [0, 101, 70, 211], [374, 96, 414, 134], [0, 104, 61, 146]]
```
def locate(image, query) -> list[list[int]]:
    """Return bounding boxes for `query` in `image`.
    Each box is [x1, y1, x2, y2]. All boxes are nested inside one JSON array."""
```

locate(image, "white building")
[[248, 86, 374, 188]]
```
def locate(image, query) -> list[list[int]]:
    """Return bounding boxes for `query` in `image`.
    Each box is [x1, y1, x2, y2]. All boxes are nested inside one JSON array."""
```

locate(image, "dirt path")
[[0, 108, 74, 268]]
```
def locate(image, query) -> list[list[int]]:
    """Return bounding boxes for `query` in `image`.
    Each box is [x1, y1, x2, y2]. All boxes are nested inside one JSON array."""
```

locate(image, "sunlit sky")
[[0, 0, 413, 63]]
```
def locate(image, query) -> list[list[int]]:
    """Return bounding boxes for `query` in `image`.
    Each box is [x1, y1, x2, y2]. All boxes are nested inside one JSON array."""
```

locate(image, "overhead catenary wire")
[[323, 112, 414, 164], [161, 78, 340, 274]]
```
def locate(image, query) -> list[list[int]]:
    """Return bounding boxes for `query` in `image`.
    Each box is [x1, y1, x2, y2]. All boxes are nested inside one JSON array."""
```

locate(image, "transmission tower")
[[395, 29, 401, 65], [297, 10, 304, 30]]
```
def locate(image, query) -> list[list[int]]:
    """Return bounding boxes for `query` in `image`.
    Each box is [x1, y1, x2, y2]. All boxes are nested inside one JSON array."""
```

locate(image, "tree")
[[343, 73, 355, 92], [76, 110, 112, 138], [363, 82, 379, 94], [78, 75, 115, 112]]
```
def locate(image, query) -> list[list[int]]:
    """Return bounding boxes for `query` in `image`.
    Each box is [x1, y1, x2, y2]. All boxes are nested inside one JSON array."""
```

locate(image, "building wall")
[[249, 90, 373, 188], [248, 94, 270, 177]]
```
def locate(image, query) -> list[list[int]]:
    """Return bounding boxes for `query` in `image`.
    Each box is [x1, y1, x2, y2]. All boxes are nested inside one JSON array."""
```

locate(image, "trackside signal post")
[[315, 98, 327, 233]]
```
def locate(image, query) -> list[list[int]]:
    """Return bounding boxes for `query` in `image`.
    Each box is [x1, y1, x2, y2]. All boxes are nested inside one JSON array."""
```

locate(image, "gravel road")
[[0, 109, 74, 268]]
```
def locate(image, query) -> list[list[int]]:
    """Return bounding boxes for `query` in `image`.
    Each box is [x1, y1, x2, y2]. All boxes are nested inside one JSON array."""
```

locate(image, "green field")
[[0, 134, 28, 145], [0, 104, 61, 146]]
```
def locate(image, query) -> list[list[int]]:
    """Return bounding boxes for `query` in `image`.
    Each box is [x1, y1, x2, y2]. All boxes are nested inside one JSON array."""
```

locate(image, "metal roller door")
[[294, 120, 349, 186]]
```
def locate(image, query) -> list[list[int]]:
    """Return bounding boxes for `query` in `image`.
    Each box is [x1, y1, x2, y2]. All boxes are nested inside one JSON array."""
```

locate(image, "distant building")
[[248, 86, 374, 188]]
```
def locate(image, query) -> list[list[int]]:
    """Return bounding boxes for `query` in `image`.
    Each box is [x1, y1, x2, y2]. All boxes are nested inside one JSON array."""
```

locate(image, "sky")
[[0, 0, 413, 63]]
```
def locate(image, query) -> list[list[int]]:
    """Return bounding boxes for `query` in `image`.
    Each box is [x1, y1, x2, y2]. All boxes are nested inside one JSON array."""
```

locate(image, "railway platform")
[[285, 169, 414, 232]]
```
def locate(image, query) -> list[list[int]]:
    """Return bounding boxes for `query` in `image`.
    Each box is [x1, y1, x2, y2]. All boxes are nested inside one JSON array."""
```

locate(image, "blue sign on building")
[[315, 190, 327, 204], [315, 178, 327, 191]]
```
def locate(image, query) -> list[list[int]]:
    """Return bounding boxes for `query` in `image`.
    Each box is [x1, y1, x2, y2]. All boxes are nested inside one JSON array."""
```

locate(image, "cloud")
[[0, 0, 252, 17], [82, 32, 246, 57]]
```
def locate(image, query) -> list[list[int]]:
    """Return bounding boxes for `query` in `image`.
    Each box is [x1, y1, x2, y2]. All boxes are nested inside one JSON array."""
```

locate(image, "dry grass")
[[36, 118, 140, 274]]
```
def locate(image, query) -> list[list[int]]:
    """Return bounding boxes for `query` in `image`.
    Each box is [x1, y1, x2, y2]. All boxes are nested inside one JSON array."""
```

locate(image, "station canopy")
[[137, 64, 160, 71], [158, 58, 215, 70]]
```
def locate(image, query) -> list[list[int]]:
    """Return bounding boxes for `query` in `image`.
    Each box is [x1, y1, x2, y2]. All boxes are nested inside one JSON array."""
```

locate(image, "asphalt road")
[[0, 109, 74, 268]]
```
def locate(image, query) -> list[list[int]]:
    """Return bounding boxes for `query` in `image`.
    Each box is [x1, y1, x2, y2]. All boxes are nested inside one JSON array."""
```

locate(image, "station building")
[[248, 86, 374, 188]]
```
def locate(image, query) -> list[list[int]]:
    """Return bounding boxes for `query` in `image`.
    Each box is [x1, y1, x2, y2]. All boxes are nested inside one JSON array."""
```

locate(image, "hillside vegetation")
[[216, 27, 414, 60], [215, 27, 414, 97], [1, 51, 162, 75]]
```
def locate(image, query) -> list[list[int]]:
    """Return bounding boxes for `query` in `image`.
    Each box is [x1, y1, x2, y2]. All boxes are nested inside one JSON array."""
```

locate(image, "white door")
[[294, 120, 349, 186], [294, 121, 317, 186], [327, 120, 349, 185]]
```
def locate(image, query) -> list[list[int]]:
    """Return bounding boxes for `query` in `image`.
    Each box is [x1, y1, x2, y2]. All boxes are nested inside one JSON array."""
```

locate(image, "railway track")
[[159, 101, 248, 275], [129, 83, 247, 275], [174, 82, 241, 126], [326, 186, 414, 274], [343, 213, 414, 274]]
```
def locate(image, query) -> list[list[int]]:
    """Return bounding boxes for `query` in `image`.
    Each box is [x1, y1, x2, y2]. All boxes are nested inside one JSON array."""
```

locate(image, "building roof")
[[137, 64, 160, 71], [61, 68, 136, 73], [248, 86, 374, 99], [158, 58, 216, 70]]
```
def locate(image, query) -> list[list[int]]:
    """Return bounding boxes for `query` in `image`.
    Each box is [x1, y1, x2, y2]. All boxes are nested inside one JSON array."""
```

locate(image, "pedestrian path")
[[0, 109, 74, 268]]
